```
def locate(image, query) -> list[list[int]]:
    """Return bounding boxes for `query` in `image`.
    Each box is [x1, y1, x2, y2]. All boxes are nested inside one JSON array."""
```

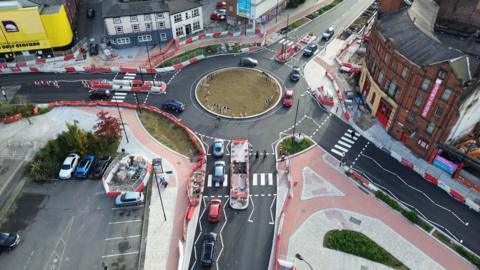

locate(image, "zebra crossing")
[[111, 92, 127, 103], [124, 72, 136, 80], [206, 173, 275, 187], [278, 38, 294, 46], [331, 129, 360, 157]]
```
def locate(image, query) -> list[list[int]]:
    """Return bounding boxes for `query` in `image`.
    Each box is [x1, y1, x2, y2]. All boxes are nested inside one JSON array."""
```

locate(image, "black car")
[[289, 67, 301, 82], [200, 232, 217, 266], [239, 57, 258, 67], [89, 43, 99, 56], [90, 155, 112, 179], [87, 8, 95, 18], [322, 26, 335, 40], [303, 44, 318, 57], [89, 89, 111, 100], [0, 232, 20, 251], [162, 99, 185, 112]]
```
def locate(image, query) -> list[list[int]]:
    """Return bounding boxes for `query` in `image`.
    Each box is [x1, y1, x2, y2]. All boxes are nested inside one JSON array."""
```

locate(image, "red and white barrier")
[[91, 79, 167, 94]]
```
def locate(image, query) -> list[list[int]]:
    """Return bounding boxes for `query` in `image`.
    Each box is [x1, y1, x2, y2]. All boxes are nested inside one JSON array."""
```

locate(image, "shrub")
[[433, 231, 480, 269]]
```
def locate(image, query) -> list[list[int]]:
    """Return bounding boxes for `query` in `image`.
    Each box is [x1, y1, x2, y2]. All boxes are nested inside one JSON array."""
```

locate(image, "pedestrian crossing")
[[278, 38, 294, 46], [206, 173, 275, 187], [124, 72, 136, 80], [331, 129, 360, 157], [111, 92, 127, 103]]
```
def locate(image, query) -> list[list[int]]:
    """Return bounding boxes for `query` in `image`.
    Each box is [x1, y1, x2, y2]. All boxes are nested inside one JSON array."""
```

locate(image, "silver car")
[[213, 161, 226, 183], [212, 139, 224, 157], [115, 192, 144, 207]]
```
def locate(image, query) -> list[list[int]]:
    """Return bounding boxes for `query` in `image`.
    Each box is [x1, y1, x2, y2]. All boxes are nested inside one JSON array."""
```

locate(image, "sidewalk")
[[275, 146, 474, 270]]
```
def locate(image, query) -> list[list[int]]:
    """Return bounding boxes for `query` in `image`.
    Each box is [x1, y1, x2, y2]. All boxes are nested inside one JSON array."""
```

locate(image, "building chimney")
[[379, 0, 404, 14]]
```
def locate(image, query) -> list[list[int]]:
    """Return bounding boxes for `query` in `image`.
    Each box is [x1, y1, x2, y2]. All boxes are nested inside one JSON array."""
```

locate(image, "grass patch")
[[433, 231, 480, 268], [278, 137, 313, 155], [375, 191, 433, 232], [306, 0, 344, 19], [324, 229, 407, 270], [197, 69, 280, 117], [159, 47, 205, 67], [290, 17, 310, 30], [138, 110, 199, 158]]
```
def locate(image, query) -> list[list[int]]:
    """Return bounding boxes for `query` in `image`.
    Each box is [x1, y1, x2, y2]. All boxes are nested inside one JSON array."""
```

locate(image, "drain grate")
[[349, 216, 362, 225]]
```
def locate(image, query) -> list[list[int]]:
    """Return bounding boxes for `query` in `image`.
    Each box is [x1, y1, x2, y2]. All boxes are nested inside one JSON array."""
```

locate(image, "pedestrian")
[[263, 150, 267, 158], [255, 151, 259, 159], [351, 130, 355, 138]]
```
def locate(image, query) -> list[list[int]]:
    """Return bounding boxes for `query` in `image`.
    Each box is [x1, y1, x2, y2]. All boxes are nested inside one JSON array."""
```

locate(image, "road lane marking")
[[269, 195, 277, 225], [101, 251, 139, 258], [223, 175, 228, 187], [216, 198, 230, 270], [108, 219, 142, 225], [207, 175, 212, 187], [331, 149, 345, 157], [337, 140, 352, 148], [341, 136, 355, 144], [334, 144, 348, 152], [260, 173, 266, 185], [268, 173, 273, 185], [105, 235, 140, 241], [248, 196, 255, 222], [253, 174, 258, 186]]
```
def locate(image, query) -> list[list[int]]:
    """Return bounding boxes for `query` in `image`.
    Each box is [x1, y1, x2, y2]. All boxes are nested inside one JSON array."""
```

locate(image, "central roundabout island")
[[195, 67, 282, 119]]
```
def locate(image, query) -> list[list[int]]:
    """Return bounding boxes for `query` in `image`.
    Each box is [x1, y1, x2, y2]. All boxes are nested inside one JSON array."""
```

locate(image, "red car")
[[210, 9, 226, 21], [216, 1, 227, 9], [208, 199, 222, 222], [283, 89, 294, 107]]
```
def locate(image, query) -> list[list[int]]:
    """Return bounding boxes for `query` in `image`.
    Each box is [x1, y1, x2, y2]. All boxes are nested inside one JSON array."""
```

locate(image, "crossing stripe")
[[334, 144, 348, 152], [260, 173, 266, 185], [125, 73, 136, 76], [207, 175, 212, 187], [223, 175, 228, 187], [331, 149, 345, 156], [279, 38, 285, 44], [337, 140, 352, 148], [114, 92, 127, 96], [215, 181, 220, 187], [286, 40, 294, 46], [341, 136, 355, 144], [124, 76, 135, 80], [268, 173, 273, 185], [253, 174, 258, 186]]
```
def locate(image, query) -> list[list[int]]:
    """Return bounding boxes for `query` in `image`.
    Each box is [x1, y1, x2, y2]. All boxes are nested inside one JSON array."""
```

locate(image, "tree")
[[61, 120, 89, 155], [93, 111, 122, 144]]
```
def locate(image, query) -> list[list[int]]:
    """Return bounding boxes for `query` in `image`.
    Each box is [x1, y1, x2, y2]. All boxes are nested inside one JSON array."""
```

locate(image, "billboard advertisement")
[[421, 78, 443, 118], [433, 155, 458, 175], [237, 0, 252, 18]]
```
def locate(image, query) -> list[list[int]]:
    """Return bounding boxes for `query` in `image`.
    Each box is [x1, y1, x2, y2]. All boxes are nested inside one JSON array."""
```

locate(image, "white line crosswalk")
[[206, 173, 275, 187], [330, 129, 360, 157], [278, 38, 294, 46], [111, 92, 127, 103]]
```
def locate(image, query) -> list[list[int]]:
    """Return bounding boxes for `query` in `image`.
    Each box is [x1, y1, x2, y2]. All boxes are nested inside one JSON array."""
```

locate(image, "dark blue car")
[[162, 99, 185, 113], [74, 155, 95, 178]]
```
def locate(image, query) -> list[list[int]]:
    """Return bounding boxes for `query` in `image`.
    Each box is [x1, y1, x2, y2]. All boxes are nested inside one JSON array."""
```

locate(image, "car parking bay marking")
[[101, 251, 139, 258], [108, 219, 142, 225], [111, 205, 144, 210], [207, 174, 212, 187], [248, 195, 255, 223], [269, 195, 277, 225], [105, 235, 141, 241], [216, 198, 230, 270]]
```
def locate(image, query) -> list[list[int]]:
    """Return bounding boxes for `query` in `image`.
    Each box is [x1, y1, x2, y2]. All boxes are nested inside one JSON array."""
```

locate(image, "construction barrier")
[[2, 113, 23, 123]]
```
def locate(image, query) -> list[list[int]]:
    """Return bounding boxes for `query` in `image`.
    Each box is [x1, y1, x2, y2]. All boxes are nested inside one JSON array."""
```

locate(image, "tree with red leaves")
[[94, 110, 122, 144]]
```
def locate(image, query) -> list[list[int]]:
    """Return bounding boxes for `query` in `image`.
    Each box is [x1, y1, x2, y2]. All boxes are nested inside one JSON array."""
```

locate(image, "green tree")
[[60, 120, 89, 155]]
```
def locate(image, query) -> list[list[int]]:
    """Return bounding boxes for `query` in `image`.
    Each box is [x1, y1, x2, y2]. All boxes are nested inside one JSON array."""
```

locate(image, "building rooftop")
[[165, 0, 201, 15], [102, 0, 169, 18]]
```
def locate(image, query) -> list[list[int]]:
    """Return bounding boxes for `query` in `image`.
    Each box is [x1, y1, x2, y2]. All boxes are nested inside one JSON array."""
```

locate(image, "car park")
[[239, 57, 258, 67], [303, 44, 318, 57], [216, 1, 227, 9], [289, 67, 301, 82], [200, 232, 217, 266], [59, 153, 80, 179], [90, 155, 112, 179], [162, 99, 185, 112], [322, 26, 335, 40], [213, 161, 226, 184], [282, 89, 294, 107], [212, 138, 224, 157], [0, 232, 20, 251], [86, 8, 95, 18], [208, 199, 222, 222], [74, 155, 95, 178], [115, 191, 144, 207], [89, 89, 112, 100]]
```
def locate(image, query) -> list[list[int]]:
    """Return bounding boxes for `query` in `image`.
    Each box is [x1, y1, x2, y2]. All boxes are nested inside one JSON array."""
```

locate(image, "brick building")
[[359, 0, 480, 160]]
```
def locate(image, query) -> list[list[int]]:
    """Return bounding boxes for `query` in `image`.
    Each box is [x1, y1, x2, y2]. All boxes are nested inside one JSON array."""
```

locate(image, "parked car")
[[216, 1, 227, 9], [212, 138, 224, 157], [303, 44, 318, 57], [162, 99, 185, 112], [74, 155, 95, 178], [89, 43, 99, 56], [213, 161, 226, 184], [115, 191, 144, 207], [59, 153, 80, 179], [86, 8, 95, 18], [239, 57, 258, 67], [89, 89, 111, 100], [289, 67, 301, 82], [210, 10, 226, 21], [322, 26, 335, 40], [200, 232, 217, 266], [90, 155, 112, 179], [0, 232, 20, 251], [208, 198, 222, 222], [282, 89, 294, 107]]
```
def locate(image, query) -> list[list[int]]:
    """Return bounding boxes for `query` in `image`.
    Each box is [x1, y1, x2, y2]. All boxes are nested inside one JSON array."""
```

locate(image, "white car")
[[59, 153, 80, 179], [212, 139, 224, 157]]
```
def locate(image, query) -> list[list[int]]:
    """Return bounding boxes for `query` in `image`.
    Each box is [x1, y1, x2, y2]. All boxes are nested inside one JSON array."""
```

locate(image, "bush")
[[324, 230, 406, 269], [0, 103, 35, 118], [433, 231, 480, 269], [287, 0, 306, 9], [279, 137, 313, 155]]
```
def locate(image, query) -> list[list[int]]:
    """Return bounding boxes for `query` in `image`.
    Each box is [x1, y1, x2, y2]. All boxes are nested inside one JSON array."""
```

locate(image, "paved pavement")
[[275, 146, 474, 270]]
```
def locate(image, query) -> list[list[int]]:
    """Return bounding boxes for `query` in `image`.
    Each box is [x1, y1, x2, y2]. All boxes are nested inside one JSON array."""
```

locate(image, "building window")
[[441, 88, 452, 101], [130, 16, 138, 22], [401, 66, 409, 79], [115, 26, 124, 34], [193, 21, 201, 31], [157, 21, 165, 29], [185, 12, 189, 19], [116, 37, 131, 44], [113, 17, 121, 24], [192, 8, 199, 17], [434, 106, 443, 118], [156, 13, 164, 19], [144, 15, 151, 21], [176, 26, 184, 36], [387, 79, 398, 98], [421, 78, 431, 91], [384, 53, 390, 64], [414, 95, 423, 107], [138, 35, 152, 42], [145, 23, 152, 31], [370, 92, 376, 104], [174, 14, 182, 23], [426, 122, 435, 134], [132, 24, 140, 33], [160, 33, 167, 41], [408, 112, 416, 123], [377, 70, 384, 86], [391, 59, 397, 72]]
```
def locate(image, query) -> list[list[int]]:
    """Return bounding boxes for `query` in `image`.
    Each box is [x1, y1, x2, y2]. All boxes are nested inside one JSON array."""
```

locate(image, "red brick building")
[[359, 0, 480, 159]]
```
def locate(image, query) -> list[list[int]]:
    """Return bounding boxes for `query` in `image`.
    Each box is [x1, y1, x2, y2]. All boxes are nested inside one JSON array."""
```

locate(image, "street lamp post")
[[295, 253, 314, 270], [291, 99, 300, 144], [1, 88, 7, 102], [153, 170, 167, 221], [115, 100, 129, 143]]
